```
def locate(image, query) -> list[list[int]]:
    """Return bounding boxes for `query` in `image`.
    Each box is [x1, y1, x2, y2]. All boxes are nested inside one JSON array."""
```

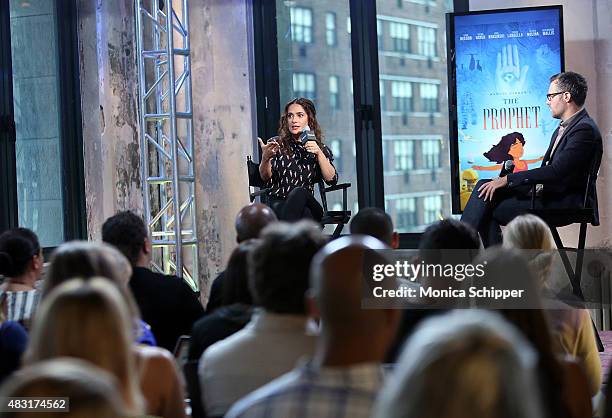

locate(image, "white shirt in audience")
[[198, 309, 316, 417]]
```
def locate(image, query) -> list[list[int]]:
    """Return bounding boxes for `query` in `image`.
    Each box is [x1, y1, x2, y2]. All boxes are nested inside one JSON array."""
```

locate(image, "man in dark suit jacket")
[[462, 71, 603, 246], [102, 211, 204, 351]]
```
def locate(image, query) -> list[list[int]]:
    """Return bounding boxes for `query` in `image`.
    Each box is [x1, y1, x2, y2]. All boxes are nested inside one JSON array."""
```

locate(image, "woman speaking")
[[258, 98, 338, 221]]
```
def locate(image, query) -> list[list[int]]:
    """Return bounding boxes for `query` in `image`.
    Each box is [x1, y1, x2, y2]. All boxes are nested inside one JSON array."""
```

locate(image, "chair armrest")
[[251, 188, 270, 198], [324, 183, 351, 193]]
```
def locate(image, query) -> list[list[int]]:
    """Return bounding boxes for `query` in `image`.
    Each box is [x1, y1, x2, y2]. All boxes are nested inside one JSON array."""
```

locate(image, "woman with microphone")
[[258, 98, 337, 221]]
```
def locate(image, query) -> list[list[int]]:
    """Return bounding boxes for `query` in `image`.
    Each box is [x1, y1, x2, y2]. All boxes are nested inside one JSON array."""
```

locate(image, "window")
[[330, 139, 342, 172], [423, 195, 442, 224], [377, 19, 384, 50], [420, 83, 438, 112], [393, 140, 414, 170], [1, 0, 85, 246], [417, 26, 436, 57], [325, 12, 336, 46], [395, 197, 417, 229], [390, 22, 410, 52], [379, 80, 386, 111], [391, 81, 412, 112], [292, 73, 316, 100], [422, 140, 440, 169], [329, 76, 340, 110], [290, 7, 313, 43]]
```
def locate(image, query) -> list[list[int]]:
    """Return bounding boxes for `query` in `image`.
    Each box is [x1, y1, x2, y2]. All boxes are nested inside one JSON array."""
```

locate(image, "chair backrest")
[[582, 150, 602, 208], [247, 156, 266, 188], [316, 180, 329, 212]]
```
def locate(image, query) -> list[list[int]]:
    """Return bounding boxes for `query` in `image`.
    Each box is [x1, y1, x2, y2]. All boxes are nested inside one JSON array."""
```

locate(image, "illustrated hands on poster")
[[496, 44, 529, 93]]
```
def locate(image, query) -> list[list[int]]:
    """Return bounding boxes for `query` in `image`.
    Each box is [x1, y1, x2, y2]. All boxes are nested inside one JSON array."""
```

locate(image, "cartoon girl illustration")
[[472, 132, 543, 173]]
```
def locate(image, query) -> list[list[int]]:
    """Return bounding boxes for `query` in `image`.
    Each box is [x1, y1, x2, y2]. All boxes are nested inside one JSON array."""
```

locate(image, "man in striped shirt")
[[226, 235, 400, 418]]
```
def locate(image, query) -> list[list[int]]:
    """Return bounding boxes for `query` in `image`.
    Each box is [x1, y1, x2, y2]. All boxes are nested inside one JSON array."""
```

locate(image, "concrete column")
[[190, 0, 255, 298], [77, 0, 143, 242]]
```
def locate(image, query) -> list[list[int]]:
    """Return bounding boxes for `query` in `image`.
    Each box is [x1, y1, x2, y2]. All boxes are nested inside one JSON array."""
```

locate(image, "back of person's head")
[[310, 235, 398, 343], [350, 207, 397, 247], [0, 358, 125, 418], [234, 204, 278, 243], [419, 219, 480, 251], [372, 310, 542, 418], [43, 241, 140, 321], [503, 215, 555, 287], [419, 219, 480, 265], [221, 239, 259, 306], [26, 278, 142, 415], [504, 215, 554, 251], [101, 211, 148, 266], [550, 71, 588, 107], [249, 221, 327, 314], [0, 228, 41, 278]]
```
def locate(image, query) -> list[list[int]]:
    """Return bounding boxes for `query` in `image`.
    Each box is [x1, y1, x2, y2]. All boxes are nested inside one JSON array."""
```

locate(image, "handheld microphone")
[[300, 126, 317, 159], [499, 160, 515, 177]]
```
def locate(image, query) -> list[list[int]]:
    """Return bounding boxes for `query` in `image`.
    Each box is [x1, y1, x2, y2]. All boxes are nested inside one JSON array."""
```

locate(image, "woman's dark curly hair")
[[277, 98, 324, 151], [483, 132, 525, 163]]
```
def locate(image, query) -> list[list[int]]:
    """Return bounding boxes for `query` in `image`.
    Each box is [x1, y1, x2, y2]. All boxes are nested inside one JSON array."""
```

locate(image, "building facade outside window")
[[391, 81, 412, 112], [325, 12, 336, 46], [422, 139, 440, 169], [420, 83, 439, 112], [395, 197, 417, 229], [292, 72, 316, 100], [290, 7, 313, 43], [417, 26, 436, 57], [393, 140, 414, 171], [390, 21, 410, 52], [423, 194, 442, 224], [329, 76, 340, 110]]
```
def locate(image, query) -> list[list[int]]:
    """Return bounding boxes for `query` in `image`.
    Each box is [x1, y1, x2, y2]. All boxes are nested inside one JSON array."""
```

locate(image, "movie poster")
[[452, 8, 563, 211]]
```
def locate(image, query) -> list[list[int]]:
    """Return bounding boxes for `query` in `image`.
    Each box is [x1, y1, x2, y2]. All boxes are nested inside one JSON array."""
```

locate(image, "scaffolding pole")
[[135, 0, 199, 290]]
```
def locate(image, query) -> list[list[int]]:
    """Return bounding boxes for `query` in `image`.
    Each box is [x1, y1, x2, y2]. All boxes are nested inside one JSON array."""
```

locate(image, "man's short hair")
[[550, 71, 588, 107], [419, 219, 479, 251], [101, 211, 148, 266], [249, 221, 327, 315], [350, 207, 394, 246]]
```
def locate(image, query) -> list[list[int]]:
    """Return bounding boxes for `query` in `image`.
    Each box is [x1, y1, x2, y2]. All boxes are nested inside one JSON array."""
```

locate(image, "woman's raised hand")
[[258, 137, 279, 161]]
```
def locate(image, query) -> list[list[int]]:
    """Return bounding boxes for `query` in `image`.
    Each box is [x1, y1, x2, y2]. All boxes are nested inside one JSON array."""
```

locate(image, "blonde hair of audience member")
[[503, 214, 555, 287], [372, 310, 542, 418], [308, 235, 400, 366], [25, 279, 144, 416], [44, 241, 140, 324], [43, 243, 187, 418], [0, 358, 125, 418]]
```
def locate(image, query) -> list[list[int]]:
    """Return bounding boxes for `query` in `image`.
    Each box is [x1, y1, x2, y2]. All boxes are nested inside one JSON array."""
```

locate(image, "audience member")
[[44, 241, 155, 345], [44, 241, 186, 418], [0, 294, 28, 385], [349, 207, 399, 248], [0, 358, 125, 418], [102, 211, 204, 351], [478, 243, 592, 418], [504, 214, 602, 397], [198, 221, 325, 418], [206, 203, 277, 313], [0, 228, 43, 329], [386, 219, 480, 361], [372, 310, 543, 418], [187, 240, 258, 418], [227, 235, 399, 418], [26, 279, 144, 416]]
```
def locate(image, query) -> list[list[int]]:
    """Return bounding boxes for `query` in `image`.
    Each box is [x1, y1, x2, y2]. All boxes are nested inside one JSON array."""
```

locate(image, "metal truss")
[[135, 0, 199, 290]]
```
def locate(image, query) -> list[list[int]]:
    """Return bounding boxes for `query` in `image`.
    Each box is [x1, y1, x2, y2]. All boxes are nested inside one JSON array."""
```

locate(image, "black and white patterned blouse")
[[266, 136, 338, 199]]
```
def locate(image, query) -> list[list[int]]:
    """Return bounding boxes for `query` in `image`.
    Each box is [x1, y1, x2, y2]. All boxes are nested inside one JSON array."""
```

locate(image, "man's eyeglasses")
[[546, 91, 567, 101]]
